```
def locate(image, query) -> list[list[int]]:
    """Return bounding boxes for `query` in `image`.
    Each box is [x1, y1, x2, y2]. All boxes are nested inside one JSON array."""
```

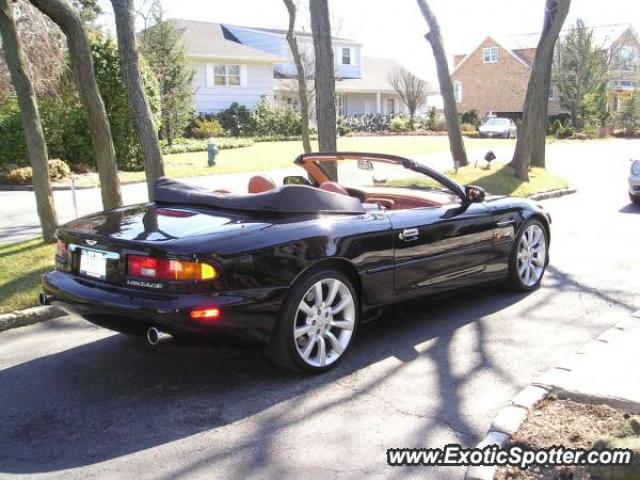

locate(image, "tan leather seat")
[[319, 181, 349, 196], [248, 175, 276, 194], [367, 197, 396, 210]]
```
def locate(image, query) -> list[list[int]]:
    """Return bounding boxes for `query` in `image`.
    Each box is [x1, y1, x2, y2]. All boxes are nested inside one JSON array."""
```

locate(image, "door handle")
[[496, 219, 514, 228], [399, 228, 419, 241]]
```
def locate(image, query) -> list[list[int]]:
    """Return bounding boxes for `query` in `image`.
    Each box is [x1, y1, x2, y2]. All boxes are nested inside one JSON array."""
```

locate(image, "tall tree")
[[0, 0, 65, 102], [309, 0, 337, 158], [0, 0, 58, 242], [416, 0, 468, 167], [553, 19, 607, 129], [111, 0, 164, 201], [141, 6, 193, 146], [388, 66, 428, 127], [30, 0, 123, 209], [283, 0, 312, 153], [512, 0, 571, 178]]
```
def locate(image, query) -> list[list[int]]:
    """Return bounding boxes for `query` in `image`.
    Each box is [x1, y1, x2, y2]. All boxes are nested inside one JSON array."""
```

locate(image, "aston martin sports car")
[[42, 152, 551, 373]]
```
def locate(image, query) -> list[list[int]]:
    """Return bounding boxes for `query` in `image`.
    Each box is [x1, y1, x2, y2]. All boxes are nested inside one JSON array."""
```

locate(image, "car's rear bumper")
[[629, 175, 640, 196], [42, 270, 288, 344]]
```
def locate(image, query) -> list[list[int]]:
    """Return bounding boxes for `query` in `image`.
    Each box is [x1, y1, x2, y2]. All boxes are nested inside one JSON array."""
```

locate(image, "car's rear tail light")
[[55, 240, 68, 260], [127, 255, 217, 281], [190, 307, 220, 320]]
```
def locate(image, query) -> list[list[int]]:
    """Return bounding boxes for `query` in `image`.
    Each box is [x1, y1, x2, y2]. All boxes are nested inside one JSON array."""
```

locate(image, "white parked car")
[[629, 160, 640, 204], [479, 118, 517, 139]]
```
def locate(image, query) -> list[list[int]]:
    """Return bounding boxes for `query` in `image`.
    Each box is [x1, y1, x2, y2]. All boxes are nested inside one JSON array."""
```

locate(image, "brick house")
[[451, 24, 640, 120]]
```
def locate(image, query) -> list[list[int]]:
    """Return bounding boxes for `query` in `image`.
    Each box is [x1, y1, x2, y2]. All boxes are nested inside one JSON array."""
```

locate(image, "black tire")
[[505, 219, 549, 291], [630, 192, 640, 205], [267, 268, 359, 374]]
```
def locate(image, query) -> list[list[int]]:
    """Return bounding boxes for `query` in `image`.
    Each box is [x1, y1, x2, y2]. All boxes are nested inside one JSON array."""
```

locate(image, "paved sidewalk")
[[539, 311, 640, 411]]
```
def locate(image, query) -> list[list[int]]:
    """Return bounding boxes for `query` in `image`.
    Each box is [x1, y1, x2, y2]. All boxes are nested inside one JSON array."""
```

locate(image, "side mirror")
[[357, 160, 374, 171], [465, 185, 486, 203], [283, 175, 311, 186]]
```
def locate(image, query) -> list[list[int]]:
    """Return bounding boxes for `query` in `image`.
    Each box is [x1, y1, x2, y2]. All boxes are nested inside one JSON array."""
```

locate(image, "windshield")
[[485, 118, 510, 126], [318, 159, 450, 193]]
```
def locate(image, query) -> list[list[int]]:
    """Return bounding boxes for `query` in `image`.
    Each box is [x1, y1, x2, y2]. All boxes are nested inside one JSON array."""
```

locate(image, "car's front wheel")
[[268, 268, 359, 373], [506, 219, 549, 291]]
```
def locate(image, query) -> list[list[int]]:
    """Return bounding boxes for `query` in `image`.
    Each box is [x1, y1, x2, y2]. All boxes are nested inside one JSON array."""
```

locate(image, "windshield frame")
[[294, 152, 467, 203]]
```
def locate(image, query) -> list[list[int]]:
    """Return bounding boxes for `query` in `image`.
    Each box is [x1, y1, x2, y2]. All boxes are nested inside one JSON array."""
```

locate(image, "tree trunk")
[[30, 0, 122, 210], [111, 0, 164, 201], [512, 0, 571, 179], [309, 0, 336, 154], [416, 0, 468, 167], [0, 0, 58, 242], [283, 0, 312, 154]]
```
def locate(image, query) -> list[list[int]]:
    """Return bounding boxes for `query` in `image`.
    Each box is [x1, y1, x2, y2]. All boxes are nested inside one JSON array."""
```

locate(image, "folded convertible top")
[[154, 177, 365, 214]]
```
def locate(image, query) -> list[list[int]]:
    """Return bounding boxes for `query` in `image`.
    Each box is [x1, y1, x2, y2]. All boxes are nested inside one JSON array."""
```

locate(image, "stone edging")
[[465, 310, 640, 480], [0, 305, 66, 332], [529, 188, 577, 201]]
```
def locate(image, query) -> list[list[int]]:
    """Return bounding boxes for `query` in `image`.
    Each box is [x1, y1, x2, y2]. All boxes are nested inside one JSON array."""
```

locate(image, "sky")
[[100, 0, 640, 83]]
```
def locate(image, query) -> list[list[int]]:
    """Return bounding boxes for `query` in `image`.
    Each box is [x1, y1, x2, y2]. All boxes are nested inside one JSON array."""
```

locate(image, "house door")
[[386, 98, 395, 114]]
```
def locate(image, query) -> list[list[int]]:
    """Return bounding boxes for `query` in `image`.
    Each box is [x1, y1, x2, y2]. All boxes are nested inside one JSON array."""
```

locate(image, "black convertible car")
[[42, 152, 551, 373]]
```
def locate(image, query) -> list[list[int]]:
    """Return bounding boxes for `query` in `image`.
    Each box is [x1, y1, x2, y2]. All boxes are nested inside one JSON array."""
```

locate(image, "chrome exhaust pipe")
[[38, 292, 50, 306], [146, 327, 173, 346]]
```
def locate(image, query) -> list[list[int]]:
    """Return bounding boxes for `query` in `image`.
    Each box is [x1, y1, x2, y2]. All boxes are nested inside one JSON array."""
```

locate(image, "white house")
[[172, 19, 437, 115]]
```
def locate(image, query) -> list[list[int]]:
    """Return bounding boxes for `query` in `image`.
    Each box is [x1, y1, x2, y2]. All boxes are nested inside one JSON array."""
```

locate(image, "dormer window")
[[483, 47, 499, 64]]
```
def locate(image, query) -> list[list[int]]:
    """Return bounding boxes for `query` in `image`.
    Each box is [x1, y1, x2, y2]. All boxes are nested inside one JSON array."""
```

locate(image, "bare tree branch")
[[388, 66, 427, 125]]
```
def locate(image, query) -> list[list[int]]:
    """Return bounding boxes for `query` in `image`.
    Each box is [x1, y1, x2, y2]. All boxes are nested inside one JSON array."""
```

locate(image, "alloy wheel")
[[517, 224, 547, 287], [293, 278, 355, 368]]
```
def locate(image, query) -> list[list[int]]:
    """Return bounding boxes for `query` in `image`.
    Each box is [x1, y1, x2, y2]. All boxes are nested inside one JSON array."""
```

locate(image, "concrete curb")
[[529, 188, 577, 201], [0, 305, 66, 332], [465, 311, 640, 480]]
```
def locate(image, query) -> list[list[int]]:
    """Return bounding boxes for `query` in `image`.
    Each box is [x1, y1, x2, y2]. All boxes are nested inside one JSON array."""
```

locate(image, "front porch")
[[336, 92, 407, 115]]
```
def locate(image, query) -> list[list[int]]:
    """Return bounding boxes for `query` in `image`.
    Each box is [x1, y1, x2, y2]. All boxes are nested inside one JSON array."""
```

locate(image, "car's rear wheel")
[[630, 192, 640, 205], [506, 219, 549, 291], [268, 268, 358, 373]]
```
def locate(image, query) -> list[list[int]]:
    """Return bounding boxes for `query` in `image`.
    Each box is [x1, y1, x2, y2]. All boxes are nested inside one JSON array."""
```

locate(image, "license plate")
[[79, 249, 109, 280]]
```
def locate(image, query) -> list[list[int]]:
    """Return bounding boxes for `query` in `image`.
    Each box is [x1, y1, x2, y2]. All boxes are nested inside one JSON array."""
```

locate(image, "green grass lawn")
[[446, 163, 568, 197], [0, 239, 55, 314], [69, 136, 515, 187]]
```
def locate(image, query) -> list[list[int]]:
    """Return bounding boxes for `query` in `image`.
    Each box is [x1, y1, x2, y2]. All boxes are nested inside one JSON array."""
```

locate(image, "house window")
[[386, 98, 395, 114], [618, 46, 637, 71], [209, 64, 242, 87], [340, 47, 352, 66], [483, 47, 499, 63], [454, 81, 462, 103], [614, 95, 622, 112], [548, 84, 554, 99]]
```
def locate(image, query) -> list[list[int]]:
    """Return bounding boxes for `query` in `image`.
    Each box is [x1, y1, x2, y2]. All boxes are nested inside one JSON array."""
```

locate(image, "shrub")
[[550, 119, 563, 135], [460, 122, 477, 133], [389, 116, 410, 133], [0, 159, 70, 185], [216, 103, 256, 137], [0, 33, 160, 172], [426, 106, 438, 130], [191, 118, 225, 139], [433, 118, 447, 131], [462, 131, 479, 138], [160, 137, 253, 155], [461, 109, 480, 129]]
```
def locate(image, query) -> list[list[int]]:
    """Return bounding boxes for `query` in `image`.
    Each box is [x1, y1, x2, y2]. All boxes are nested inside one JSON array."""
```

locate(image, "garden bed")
[[495, 397, 638, 480]]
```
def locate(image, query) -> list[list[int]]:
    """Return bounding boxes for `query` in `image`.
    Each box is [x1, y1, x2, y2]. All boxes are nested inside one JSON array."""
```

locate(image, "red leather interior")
[[248, 175, 276, 194], [363, 193, 440, 210], [319, 181, 349, 196]]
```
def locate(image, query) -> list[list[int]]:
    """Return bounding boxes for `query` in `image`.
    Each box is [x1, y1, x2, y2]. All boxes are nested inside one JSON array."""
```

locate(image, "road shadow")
[[0, 284, 531, 474]]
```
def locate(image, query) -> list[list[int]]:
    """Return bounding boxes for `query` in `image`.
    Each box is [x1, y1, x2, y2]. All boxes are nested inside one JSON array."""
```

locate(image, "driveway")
[[0, 139, 638, 479]]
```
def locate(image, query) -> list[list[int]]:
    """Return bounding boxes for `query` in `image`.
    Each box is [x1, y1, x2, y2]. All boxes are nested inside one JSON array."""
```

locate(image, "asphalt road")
[[0, 139, 638, 479]]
